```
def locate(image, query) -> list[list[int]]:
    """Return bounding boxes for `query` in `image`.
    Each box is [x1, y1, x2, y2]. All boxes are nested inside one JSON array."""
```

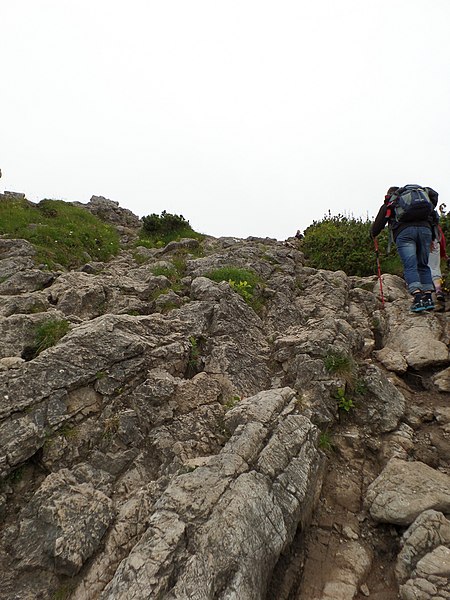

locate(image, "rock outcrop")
[[0, 202, 449, 599]]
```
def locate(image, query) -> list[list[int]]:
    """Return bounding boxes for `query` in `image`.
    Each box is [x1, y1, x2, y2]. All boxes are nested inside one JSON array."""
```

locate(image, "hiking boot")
[[410, 293, 425, 312], [421, 292, 435, 311]]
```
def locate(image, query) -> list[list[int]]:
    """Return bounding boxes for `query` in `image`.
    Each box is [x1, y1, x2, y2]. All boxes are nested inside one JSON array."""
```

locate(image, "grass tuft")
[[33, 319, 70, 356]]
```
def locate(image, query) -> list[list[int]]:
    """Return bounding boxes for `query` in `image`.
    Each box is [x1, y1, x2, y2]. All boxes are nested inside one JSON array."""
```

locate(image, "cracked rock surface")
[[0, 199, 449, 599]]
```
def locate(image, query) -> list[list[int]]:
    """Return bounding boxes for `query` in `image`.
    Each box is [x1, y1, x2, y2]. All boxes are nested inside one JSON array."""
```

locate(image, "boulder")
[[365, 458, 450, 526], [80, 196, 141, 228]]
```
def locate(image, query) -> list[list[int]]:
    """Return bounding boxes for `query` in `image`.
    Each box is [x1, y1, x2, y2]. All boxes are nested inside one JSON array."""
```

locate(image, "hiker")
[[428, 224, 448, 308], [371, 184, 439, 312]]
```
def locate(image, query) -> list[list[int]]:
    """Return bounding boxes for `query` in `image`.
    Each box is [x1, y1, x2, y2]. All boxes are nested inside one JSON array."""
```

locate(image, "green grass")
[[0, 197, 120, 269], [324, 350, 354, 376], [318, 431, 334, 452], [33, 318, 70, 356], [205, 266, 260, 287], [51, 582, 76, 600], [186, 336, 202, 377], [224, 395, 241, 411], [324, 350, 357, 389], [151, 265, 178, 278]]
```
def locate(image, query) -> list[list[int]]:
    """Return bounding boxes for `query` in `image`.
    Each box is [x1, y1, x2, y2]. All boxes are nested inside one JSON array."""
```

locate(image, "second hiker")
[[371, 184, 440, 312]]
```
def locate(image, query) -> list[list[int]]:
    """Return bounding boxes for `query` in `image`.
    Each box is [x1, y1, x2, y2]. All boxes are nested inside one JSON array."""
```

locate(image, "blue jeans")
[[396, 226, 433, 294]]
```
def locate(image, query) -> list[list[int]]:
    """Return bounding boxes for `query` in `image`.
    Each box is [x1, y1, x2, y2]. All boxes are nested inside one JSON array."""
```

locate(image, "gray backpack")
[[389, 185, 434, 223]]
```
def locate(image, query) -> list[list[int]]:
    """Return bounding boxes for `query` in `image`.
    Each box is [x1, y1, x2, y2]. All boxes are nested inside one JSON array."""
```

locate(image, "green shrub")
[[301, 212, 402, 277], [142, 210, 190, 235], [206, 266, 260, 287], [324, 350, 359, 391], [205, 266, 263, 311], [140, 210, 203, 247], [335, 386, 355, 412], [33, 319, 70, 356], [439, 208, 449, 240], [228, 279, 253, 303], [0, 197, 120, 269]]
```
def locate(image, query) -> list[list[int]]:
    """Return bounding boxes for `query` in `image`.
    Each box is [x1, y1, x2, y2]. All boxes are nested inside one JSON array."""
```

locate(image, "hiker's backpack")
[[388, 184, 435, 223]]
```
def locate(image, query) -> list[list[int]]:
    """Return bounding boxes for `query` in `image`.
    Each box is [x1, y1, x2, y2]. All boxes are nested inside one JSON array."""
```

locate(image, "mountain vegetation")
[[0, 196, 119, 269], [300, 209, 450, 287]]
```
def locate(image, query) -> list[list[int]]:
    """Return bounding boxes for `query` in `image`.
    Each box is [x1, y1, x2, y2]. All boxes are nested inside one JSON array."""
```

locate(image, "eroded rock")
[[365, 459, 450, 526], [11, 468, 114, 576]]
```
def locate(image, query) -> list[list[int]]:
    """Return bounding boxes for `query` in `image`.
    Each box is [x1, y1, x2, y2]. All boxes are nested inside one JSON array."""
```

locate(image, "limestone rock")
[[373, 273, 409, 303], [360, 364, 406, 432], [399, 545, 450, 600], [0, 269, 56, 295], [0, 310, 68, 359], [12, 468, 114, 576], [1, 212, 449, 600], [0, 237, 36, 278], [0, 357, 25, 370], [47, 272, 108, 320], [365, 459, 450, 525], [396, 510, 450, 584], [81, 195, 141, 228], [374, 346, 408, 373], [99, 388, 324, 600], [433, 366, 450, 392], [383, 312, 450, 370]]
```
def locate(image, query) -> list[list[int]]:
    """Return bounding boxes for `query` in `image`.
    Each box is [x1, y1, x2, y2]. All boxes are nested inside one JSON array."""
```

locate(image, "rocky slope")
[[0, 195, 449, 599]]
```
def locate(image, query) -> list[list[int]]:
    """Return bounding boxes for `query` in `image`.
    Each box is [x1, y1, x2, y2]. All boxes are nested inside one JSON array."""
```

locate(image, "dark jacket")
[[371, 186, 439, 240]]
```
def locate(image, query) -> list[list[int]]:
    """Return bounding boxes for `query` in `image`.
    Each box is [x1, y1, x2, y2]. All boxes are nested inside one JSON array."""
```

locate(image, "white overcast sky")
[[2, 0, 450, 239]]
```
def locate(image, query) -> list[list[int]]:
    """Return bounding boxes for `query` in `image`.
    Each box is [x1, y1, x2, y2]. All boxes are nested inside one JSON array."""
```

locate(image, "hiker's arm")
[[370, 204, 388, 238]]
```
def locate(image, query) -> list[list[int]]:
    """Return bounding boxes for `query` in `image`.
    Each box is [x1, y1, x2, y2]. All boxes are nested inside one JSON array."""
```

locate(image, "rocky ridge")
[[0, 194, 449, 599]]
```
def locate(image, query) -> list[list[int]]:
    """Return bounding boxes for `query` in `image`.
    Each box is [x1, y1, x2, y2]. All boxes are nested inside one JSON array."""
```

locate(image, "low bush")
[[301, 212, 402, 277], [140, 210, 203, 247]]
